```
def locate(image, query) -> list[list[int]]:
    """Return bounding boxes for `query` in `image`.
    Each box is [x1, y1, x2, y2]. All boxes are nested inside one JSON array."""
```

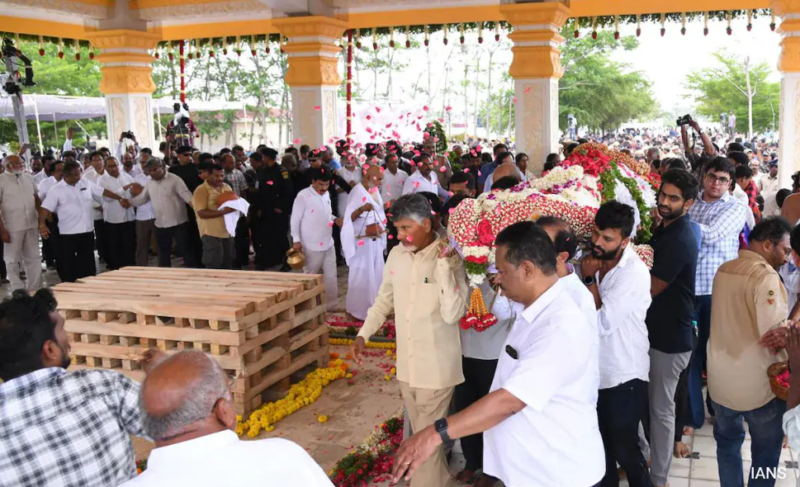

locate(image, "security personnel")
[[256, 147, 294, 270], [169, 145, 203, 267]]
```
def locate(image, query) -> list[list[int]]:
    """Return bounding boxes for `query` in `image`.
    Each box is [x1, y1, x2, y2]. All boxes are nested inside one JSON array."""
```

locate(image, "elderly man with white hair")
[[350, 193, 468, 487], [0, 155, 42, 290], [121, 350, 333, 487]]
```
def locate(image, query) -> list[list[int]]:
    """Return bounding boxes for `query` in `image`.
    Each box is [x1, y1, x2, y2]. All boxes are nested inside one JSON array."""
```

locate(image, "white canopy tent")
[[0, 94, 244, 152]]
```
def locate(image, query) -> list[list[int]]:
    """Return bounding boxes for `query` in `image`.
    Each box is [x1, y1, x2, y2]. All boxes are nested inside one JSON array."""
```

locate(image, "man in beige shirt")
[[130, 159, 197, 268], [351, 193, 468, 487], [0, 155, 42, 291], [193, 164, 236, 269], [707, 216, 791, 486]]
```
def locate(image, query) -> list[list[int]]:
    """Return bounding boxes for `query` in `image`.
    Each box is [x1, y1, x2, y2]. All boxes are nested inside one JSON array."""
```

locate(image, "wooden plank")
[[69, 342, 243, 370], [244, 348, 328, 401], [54, 294, 245, 322], [87, 271, 307, 292], [235, 284, 325, 330], [118, 266, 322, 287], [237, 301, 326, 356], [64, 319, 246, 346]]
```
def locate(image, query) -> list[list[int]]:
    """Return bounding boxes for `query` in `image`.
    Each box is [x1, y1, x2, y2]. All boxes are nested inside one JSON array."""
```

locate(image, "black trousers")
[[45, 217, 67, 282], [94, 219, 107, 263], [155, 223, 197, 268], [454, 356, 498, 471], [233, 215, 250, 268], [598, 379, 653, 487], [184, 207, 204, 267], [105, 221, 136, 270], [59, 232, 96, 283], [255, 213, 289, 268], [42, 221, 56, 267], [0, 241, 6, 279]]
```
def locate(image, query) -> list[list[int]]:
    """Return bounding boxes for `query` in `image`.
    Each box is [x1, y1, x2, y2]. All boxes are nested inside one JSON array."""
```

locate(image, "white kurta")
[[342, 183, 387, 320], [336, 166, 362, 219]]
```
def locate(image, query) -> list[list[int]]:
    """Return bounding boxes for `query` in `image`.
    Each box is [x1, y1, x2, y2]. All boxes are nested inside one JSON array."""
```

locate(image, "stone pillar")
[[87, 30, 159, 152], [275, 16, 347, 150], [501, 1, 570, 172], [774, 0, 800, 188]]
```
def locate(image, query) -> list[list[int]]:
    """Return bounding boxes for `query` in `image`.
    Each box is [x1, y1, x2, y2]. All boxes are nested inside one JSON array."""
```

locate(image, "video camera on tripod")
[[1, 37, 35, 96]]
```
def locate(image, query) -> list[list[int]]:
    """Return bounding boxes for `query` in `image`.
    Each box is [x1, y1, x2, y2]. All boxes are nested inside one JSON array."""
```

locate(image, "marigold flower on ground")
[[318, 415, 329, 423]]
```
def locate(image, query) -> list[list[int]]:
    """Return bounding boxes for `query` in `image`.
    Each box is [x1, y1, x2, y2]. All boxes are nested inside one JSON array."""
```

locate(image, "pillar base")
[[514, 78, 560, 173]]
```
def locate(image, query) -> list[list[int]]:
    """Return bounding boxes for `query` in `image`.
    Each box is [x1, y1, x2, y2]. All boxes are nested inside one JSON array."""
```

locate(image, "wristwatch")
[[434, 418, 451, 443], [583, 274, 596, 287]]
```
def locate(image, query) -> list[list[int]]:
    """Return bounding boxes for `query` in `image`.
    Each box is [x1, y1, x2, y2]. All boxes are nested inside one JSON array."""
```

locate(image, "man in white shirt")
[[341, 165, 387, 320], [98, 157, 136, 270], [121, 151, 144, 179], [0, 155, 42, 291], [392, 220, 604, 487], [38, 157, 61, 273], [402, 153, 449, 200], [290, 168, 342, 312], [580, 201, 652, 487], [39, 161, 131, 282], [121, 350, 333, 487], [31, 156, 46, 185], [134, 166, 156, 267], [82, 150, 110, 265], [759, 160, 780, 194], [538, 216, 597, 327], [381, 153, 408, 206], [335, 155, 361, 219]]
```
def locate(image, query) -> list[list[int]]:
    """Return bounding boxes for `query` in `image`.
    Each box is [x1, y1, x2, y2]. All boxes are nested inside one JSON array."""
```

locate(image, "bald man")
[[0, 155, 42, 291], [122, 351, 333, 487], [341, 165, 388, 320], [482, 152, 522, 193]]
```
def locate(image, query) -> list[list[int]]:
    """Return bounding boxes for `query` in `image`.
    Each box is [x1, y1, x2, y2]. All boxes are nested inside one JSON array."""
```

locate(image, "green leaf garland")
[[597, 162, 652, 243]]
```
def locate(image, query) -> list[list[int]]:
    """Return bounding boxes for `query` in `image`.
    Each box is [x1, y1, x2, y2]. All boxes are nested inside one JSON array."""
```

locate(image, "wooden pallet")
[[56, 267, 330, 415]]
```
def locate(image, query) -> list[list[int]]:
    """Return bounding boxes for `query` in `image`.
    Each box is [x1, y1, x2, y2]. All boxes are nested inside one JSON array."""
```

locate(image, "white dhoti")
[[341, 184, 387, 321], [303, 246, 338, 312], [345, 237, 384, 320]]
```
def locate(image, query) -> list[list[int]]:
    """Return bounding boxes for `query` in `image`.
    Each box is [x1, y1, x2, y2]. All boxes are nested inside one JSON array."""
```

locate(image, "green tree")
[[559, 30, 658, 133], [685, 51, 779, 137]]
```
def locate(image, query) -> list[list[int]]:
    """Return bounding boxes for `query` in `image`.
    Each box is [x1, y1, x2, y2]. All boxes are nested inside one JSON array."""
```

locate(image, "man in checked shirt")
[[0, 289, 163, 487], [686, 156, 747, 434]]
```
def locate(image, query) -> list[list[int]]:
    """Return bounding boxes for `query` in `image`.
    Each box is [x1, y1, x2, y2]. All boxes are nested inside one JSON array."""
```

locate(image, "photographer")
[[679, 116, 717, 174], [117, 131, 140, 161]]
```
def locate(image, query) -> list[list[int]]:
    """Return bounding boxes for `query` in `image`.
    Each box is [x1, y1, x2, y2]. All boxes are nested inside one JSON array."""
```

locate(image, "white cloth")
[[460, 280, 515, 360], [123, 164, 144, 179], [133, 174, 155, 221], [82, 168, 105, 220], [781, 262, 800, 316], [596, 245, 652, 389], [784, 407, 800, 487], [763, 191, 781, 218], [484, 278, 605, 487], [759, 175, 780, 194], [120, 430, 333, 487], [381, 168, 408, 204], [98, 172, 135, 224], [5, 228, 42, 291], [218, 198, 250, 237], [305, 246, 338, 312], [41, 179, 105, 235], [38, 176, 58, 201], [290, 187, 335, 252], [342, 184, 387, 320], [336, 166, 362, 218], [733, 184, 756, 230], [33, 170, 46, 185], [402, 170, 449, 200]]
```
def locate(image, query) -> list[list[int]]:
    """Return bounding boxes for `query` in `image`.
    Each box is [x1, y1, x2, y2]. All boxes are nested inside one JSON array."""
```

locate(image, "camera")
[[122, 131, 134, 140], [677, 115, 693, 126]]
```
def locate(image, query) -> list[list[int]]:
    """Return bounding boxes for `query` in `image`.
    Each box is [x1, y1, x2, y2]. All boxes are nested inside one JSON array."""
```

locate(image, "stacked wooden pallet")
[[54, 267, 329, 416]]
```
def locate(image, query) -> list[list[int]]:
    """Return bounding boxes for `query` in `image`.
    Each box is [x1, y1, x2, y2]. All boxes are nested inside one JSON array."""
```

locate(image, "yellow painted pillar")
[[773, 0, 800, 188], [275, 17, 347, 150], [501, 2, 570, 172], [87, 30, 160, 151]]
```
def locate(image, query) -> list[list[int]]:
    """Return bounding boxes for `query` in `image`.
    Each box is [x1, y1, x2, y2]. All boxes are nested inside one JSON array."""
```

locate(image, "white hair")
[[140, 351, 230, 441]]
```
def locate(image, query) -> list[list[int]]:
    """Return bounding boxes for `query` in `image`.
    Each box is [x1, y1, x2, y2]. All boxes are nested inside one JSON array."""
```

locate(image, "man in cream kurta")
[[341, 166, 387, 320], [353, 193, 468, 487]]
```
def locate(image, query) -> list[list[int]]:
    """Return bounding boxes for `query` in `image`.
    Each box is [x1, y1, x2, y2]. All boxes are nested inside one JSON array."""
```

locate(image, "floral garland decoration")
[[330, 408, 405, 486], [235, 359, 347, 438], [327, 316, 396, 339], [329, 337, 397, 349], [592, 161, 653, 242]]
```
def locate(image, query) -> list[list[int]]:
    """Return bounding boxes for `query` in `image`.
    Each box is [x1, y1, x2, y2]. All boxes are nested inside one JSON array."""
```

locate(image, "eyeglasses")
[[705, 174, 731, 186]]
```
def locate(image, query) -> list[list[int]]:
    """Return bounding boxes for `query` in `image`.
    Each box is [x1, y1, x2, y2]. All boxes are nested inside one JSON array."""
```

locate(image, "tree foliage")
[[685, 52, 780, 134], [559, 30, 658, 132]]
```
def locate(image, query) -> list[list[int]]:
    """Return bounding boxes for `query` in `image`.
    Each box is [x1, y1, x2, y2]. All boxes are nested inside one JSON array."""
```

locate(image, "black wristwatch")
[[434, 418, 450, 443], [583, 274, 596, 287]]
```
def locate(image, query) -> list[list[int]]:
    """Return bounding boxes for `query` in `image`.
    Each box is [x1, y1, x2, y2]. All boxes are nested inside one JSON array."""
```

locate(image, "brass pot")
[[286, 248, 305, 270]]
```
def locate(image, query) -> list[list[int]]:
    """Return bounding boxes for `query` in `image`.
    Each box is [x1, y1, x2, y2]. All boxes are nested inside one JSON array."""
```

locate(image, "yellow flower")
[[390, 367, 396, 375], [318, 415, 328, 423], [384, 374, 391, 381], [386, 350, 393, 356], [346, 373, 353, 379]]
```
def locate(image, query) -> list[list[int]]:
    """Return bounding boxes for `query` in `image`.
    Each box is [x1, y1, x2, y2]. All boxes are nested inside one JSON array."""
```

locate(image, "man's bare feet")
[[682, 426, 694, 436], [454, 469, 476, 483], [674, 441, 691, 458]]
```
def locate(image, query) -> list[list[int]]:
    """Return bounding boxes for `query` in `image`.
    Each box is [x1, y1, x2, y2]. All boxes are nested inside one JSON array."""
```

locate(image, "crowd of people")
[[0, 117, 799, 487]]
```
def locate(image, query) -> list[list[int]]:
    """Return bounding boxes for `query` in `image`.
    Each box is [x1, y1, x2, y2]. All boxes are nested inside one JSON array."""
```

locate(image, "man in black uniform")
[[256, 147, 294, 270], [168, 145, 203, 267]]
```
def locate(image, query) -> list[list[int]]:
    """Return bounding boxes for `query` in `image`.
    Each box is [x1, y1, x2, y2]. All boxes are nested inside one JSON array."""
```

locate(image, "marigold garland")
[[235, 360, 347, 438], [329, 338, 397, 349]]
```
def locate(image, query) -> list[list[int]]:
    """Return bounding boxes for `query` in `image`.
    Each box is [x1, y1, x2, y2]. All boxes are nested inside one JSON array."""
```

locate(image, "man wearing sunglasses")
[[685, 156, 748, 434]]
